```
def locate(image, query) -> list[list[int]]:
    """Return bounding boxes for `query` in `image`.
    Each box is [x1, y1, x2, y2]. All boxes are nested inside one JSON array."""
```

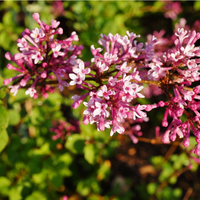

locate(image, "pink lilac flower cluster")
[[163, 1, 182, 20], [70, 29, 200, 155], [4, 13, 200, 156], [4, 13, 83, 98], [146, 28, 200, 155], [50, 119, 80, 140], [70, 32, 158, 138]]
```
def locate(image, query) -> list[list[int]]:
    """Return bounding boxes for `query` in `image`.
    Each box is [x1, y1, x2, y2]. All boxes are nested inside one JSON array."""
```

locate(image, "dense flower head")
[[71, 31, 159, 137], [50, 119, 80, 140], [70, 27, 200, 155], [4, 13, 83, 98], [164, 1, 182, 20]]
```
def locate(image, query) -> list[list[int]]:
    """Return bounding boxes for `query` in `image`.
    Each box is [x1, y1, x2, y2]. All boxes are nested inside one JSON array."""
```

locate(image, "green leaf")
[[0, 130, 8, 152], [147, 182, 157, 195], [49, 172, 62, 188], [25, 191, 47, 200], [0, 88, 6, 99], [0, 75, 4, 87], [169, 176, 177, 185], [76, 177, 100, 196], [0, 105, 8, 132], [32, 143, 51, 156], [159, 163, 174, 182], [8, 186, 23, 200], [32, 170, 47, 184], [8, 109, 21, 126], [65, 134, 85, 154], [97, 161, 111, 181], [0, 176, 11, 195], [151, 156, 163, 168], [80, 122, 94, 138], [58, 153, 73, 164], [173, 188, 182, 197], [77, 181, 91, 196], [84, 144, 98, 164], [153, 1, 165, 11], [194, 1, 200, 11]]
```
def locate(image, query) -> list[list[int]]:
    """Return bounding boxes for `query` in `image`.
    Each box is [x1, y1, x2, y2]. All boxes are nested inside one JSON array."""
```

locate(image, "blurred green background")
[[0, 1, 200, 200]]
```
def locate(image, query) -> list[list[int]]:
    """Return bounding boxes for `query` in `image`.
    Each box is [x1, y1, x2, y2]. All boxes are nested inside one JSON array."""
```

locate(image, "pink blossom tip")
[[182, 138, 190, 147], [32, 13, 40, 21], [62, 196, 68, 200], [4, 78, 12, 85], [158, 101, 166, 107], [162, 121, 168, 127], [5, 52, 12, 60], [57, 28, 63, 35], [194, 147, 200, 156]]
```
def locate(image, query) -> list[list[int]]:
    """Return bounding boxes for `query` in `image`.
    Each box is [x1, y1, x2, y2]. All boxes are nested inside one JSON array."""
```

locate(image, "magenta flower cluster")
[[4, 13, 83, 98], [4, 13, 200, 155], [50, 119, 80, 141]]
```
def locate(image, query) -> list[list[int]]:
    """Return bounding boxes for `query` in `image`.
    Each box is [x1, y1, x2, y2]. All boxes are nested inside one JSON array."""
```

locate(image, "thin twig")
[[164, 138, 181, 162], [183, 188, 193, 200]]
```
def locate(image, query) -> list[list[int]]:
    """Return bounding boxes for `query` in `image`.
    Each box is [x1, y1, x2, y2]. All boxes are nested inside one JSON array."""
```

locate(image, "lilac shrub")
[[4, 13, 200, 156]]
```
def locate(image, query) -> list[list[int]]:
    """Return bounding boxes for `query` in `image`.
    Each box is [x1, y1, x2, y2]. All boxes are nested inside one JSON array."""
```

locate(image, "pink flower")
[[69, 73, 84, 85], [9, 85, 20, 96], [51, 20, 60, 29], [32, 52, 44, 64], [30, 28, 45, 43], [17, 38, 29, 52], [58, 81, 69, 92], [93, 102, 109, 118], [115, 62, 131, 74], [73, 61, 91, 76], [97, 85, 114, 100], [52, 44, 64, 58], [110, 123, 125, 136], [132, 105, 147, 120], [25, 87, 37, 97], [62, 196, 68, 200]]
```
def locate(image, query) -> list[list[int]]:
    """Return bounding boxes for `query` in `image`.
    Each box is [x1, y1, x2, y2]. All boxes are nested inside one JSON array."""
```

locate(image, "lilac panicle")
[[4, 13, 84, 98]]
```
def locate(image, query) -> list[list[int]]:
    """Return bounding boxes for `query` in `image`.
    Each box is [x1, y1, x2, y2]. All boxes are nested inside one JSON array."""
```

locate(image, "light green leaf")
[[33, 143, 51, 156], [65, 134, 85, 154], [8, 186, 23, 200], [84, 144, 98, 164], [97, 161, 111, 181], [77, 181, 91, 196], [0, 130, 8, 152], [0, 105, 8, 132], [0, 176, 11, 195], [32, 170, 47, 185], [25, 191, 47, 200], [49, 172, 62, 188], [8, 109, 21, 126], [194, 1, 200, 11], [147, 182, 157, 195]]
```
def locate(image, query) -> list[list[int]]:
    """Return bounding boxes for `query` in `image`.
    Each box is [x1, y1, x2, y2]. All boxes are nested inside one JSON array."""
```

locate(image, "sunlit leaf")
[[0, 105, 8, 132], [0, 130, 8, 152], [65, 134, 85, 154], [84, 144, 98, 164]]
